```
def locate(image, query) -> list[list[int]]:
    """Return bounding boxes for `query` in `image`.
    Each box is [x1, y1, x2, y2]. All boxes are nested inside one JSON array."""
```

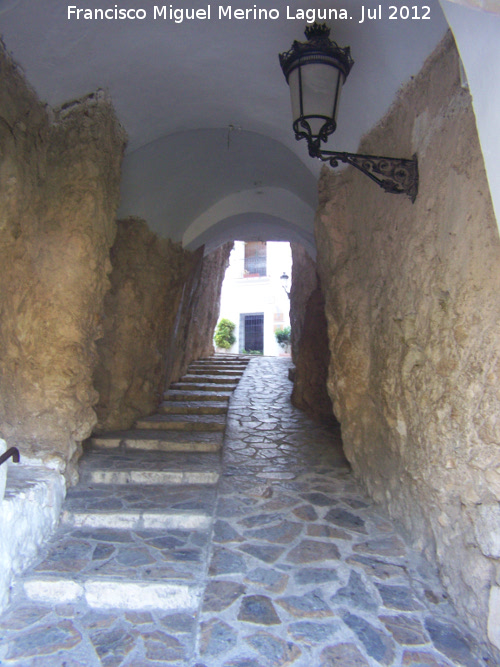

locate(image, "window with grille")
[[244, 241, 267, 277]]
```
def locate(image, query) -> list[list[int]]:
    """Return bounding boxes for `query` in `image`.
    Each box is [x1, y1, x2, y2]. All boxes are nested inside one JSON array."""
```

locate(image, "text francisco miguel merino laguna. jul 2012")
[[67, 4, 432, 24]]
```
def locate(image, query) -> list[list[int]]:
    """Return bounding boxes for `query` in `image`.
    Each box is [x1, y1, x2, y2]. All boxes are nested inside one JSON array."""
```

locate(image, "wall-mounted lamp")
[[279, 23, 418, 202], [280, 272, 290, 298]]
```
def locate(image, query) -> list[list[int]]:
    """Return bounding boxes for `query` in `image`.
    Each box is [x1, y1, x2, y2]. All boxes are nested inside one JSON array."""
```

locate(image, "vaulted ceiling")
[[1, 0, 453, 253]]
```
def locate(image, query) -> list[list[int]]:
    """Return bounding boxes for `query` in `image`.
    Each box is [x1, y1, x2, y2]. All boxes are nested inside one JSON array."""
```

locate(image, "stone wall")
[[289, 244, 318, 364], [0, 44, 126, 480], [93, 223, 232, 432], [315, 33, 500, 653], [165, 242, 233, 385], [290, 244, 333, 421], [0, 463, 65, 613], [93, 218, 196, 431]]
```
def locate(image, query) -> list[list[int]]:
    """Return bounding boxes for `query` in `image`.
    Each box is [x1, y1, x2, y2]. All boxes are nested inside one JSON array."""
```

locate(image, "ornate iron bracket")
[[0, 447, 20, 466], [320, 150, 418, 202], [306, 138, 418, 202]]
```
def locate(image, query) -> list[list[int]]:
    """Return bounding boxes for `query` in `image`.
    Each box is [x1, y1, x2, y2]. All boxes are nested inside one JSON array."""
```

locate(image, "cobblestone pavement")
[[0, 357, 494, 666]]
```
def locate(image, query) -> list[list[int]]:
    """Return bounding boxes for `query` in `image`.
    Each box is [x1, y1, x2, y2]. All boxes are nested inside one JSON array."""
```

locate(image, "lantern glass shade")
[[288, 58, 345, 141], [279, 25, 353, 147]]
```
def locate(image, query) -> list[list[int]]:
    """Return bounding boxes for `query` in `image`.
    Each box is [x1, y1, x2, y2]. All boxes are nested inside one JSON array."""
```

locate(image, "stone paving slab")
[[196, 472, 460, 667], [0, 357, 494, 666], [0, 597, 201, 665], [192, 358, 493, 667]]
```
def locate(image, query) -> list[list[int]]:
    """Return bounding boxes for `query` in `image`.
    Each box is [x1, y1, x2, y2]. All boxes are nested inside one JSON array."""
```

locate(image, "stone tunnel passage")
[[0, 357, 493, 666], [2, 29, 500, 662]]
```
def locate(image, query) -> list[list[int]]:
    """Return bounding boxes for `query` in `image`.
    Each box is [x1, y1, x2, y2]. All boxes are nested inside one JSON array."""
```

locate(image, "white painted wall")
[[217, 241, 292, 357], [439, 0, 500, 231], [0, 465, 65, 613]]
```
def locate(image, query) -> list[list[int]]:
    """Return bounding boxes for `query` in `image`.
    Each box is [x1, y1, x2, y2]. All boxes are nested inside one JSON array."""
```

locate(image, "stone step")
[[62, 508, 211, 530], [190, 361, 248, 366], [170, 382, 236, 393], [187, 368, 244, 376], [186, 371, 244, 379], [86, 468, 219, 485], [23, 578, 201, 611], [62, 482, 216, 529], [190, 364, 248, 371], [21, 520, 207, 610], [135, 414, 226, 432], [189, 360, 248, 367], [180, 374, 240, 385], [163, 389, 231, 402], [63, 480, 217, 512], [89, 429, 223, 452], [204, 355, 249, 361], [79, 449, 221, 485], [190, 366, 247, 372], [158, 400, 228, 415]]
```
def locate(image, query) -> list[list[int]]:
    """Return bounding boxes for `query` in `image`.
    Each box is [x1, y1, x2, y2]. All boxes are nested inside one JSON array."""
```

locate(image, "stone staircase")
[[89, 357, 248, 453], [16, 355, 249, 617]]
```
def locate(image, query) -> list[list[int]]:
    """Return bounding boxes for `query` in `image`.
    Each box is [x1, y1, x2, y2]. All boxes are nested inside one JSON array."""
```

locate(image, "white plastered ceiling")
[[0, 0, 466, 250]]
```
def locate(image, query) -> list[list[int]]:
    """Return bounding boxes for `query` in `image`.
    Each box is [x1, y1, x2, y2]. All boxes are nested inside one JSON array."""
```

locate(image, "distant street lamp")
[[280, 272, 290, 298]]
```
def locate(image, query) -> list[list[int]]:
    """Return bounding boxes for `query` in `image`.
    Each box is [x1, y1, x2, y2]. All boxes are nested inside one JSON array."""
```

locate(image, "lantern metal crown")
[[279, 24, 418, 202]]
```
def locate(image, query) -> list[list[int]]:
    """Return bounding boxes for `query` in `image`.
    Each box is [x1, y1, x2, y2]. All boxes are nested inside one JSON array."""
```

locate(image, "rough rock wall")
[[165, 242, 233, 385], [289, 244, 318, 363], [94, 227, 232, 431], [0, 44, 125, 479], [290, 244, 333, 421], [93, 218, 198, 431], [315, 33, 500, 652]]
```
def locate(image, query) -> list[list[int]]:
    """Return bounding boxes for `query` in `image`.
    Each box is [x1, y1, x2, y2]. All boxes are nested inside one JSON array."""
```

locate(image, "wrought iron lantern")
[[279, 23, 418, 201]]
